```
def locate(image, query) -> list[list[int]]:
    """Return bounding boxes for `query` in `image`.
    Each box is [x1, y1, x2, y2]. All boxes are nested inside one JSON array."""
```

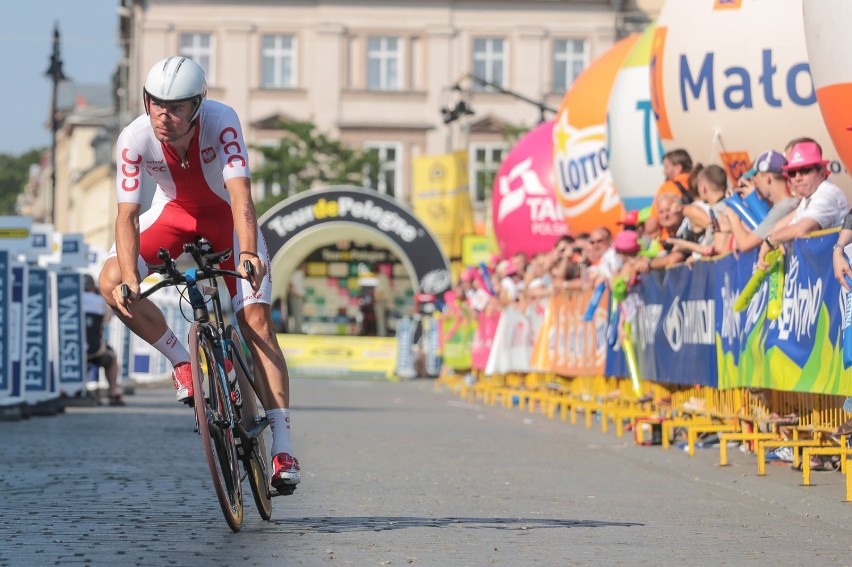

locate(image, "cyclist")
[[98, 56, 299, 491]]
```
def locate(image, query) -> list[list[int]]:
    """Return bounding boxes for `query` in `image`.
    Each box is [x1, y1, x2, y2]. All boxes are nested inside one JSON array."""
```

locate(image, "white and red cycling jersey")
[[111, 100, 271, 311]]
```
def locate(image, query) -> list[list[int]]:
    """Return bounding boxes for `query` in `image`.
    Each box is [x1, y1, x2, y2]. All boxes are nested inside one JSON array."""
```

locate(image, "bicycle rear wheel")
[[228, 326, 272, 521], [189, 322, 243, 532]]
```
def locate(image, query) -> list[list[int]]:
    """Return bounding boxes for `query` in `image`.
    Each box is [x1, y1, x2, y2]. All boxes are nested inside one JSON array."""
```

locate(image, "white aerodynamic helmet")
[[143, 56, 207, 122]]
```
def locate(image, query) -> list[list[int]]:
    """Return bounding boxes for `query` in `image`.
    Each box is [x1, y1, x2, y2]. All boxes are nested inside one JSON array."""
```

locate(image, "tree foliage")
[[252, 120, 381, 216], [0, 149, 42, 215]]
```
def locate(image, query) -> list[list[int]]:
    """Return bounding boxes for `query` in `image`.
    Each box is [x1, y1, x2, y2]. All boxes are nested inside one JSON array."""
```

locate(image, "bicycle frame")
[[139, 243, 269, 453]]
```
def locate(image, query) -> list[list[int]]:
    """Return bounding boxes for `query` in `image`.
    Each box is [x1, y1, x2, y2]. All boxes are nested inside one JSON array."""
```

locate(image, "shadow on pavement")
[[266, 515, 643, 533]]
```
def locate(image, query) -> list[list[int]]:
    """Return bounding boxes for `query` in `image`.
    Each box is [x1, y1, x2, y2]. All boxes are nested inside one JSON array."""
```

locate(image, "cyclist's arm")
[[226, 176, 265, 289], [112, 202, 142, 315]]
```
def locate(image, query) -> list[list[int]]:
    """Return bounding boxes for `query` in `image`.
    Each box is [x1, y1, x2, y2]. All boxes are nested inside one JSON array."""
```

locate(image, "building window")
[[470, 142, 508, 203], [364, 142, 402, 199], [553, 39, 587, 93], [366, 36, 401, 91], [472, 38, 505, 91], [179, 32, 214, 82], [261, 34, 296, 89]]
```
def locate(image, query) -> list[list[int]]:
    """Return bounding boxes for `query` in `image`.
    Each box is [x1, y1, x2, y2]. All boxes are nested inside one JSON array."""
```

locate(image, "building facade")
[[119, 0, 659, 208], [27, 0, 662, 252]]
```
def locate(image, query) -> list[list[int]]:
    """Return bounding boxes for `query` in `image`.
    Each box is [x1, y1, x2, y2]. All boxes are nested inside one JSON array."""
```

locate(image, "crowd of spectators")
[[446, 137, 852, 440], [453, 139, 849, 309]]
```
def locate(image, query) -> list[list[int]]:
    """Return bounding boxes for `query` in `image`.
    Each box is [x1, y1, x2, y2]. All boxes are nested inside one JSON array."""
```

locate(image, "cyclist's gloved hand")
[[114, 281, 140, 318]]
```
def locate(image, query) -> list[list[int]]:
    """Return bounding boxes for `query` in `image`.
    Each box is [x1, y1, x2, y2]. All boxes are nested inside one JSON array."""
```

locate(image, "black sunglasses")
[[787, 166, 816, 178]]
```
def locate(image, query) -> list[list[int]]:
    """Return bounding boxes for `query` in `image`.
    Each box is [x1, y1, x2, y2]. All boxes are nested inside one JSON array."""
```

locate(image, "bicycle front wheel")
[[227, 325, 272, 521], [189, 322, 243, 532]]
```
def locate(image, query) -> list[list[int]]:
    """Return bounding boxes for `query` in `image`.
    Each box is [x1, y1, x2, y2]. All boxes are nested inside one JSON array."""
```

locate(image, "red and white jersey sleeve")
[[115, 117, 150, 206], [114, 100, 251, 209]]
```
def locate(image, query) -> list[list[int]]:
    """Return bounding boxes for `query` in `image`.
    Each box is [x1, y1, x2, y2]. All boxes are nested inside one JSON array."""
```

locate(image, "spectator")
[[637, 193, 689, 273], [612, 230, 643, 275], [618, 210, 641, 232], [497, 260, 523, 305], [511, 251, 529, 279], [833, 211, 852, 291], [588, 227, 622, 283], [722, 150, 797, 252], [586, 227, 613, 267], [670, 164, 731, 257], [645, 148, 694, 236], [82, 274, 124, 406], [758, 141, 849, 269], [525, 253, 551, 300], [572, 232, 591, 267]]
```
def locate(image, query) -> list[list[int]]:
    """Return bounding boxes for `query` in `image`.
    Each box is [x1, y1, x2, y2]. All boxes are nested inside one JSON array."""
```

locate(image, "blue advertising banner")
[[604, 292, 629, 379], [633, 270, 665, 383], [56, 272, 85, 393], [0, 251, 8, 395], [24, 267, 50, 398], [10, 265, 25, 398], [715, 251, 748, 389], [755, 233, 847, 393], [655, 259, 717, 387]]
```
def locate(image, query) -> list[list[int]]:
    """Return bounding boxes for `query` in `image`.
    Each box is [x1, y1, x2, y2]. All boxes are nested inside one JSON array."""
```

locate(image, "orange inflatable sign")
[[553, 35, 638, 235], [804, 0, 852, 181]]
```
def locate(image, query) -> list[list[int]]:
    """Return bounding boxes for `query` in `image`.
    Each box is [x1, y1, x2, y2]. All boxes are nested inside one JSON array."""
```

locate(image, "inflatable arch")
[[259, 186, 452, 299]]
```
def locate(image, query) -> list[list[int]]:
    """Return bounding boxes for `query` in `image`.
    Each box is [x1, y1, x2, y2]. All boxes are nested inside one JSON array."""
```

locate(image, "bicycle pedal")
[[270, 485, 297, 497]]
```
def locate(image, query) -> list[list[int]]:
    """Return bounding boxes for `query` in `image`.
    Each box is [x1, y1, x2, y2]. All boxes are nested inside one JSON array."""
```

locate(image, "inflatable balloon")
[[607, 23, 664, 211], [650, 0, 851, 197], [553, 34, 638, 235], [803, 0, 852, 181], [492, 120, 568, 258]]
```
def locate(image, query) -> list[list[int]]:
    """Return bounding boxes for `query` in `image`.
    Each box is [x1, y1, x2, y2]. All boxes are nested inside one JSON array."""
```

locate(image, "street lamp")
[[441, 74, 557, 126], [45, 22, 68, 225]]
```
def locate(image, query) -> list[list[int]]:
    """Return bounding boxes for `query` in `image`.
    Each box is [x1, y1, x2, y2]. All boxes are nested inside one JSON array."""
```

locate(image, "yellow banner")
[[278, 334, 398, 379], [412, 150, 473, 259], [461, 235, 495, 267]]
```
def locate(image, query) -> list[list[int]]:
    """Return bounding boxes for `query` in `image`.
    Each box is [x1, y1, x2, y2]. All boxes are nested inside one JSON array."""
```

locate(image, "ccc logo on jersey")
[[219, 127, 246, 168], [121, 148, 142, 192]]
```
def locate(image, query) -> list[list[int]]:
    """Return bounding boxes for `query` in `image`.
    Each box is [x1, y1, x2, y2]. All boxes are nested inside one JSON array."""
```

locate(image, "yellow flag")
[[412, 150, 472, 259]]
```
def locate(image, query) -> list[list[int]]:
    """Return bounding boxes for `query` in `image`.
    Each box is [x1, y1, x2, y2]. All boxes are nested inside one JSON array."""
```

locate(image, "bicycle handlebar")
[[120, 239, 256, 301]]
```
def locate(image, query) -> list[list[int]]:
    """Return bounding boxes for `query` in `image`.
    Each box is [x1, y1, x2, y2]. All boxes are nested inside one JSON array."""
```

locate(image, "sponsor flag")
[[412, 150, 473, 259]]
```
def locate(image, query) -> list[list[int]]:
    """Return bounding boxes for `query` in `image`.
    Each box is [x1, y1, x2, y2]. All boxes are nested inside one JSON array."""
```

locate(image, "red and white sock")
[[152, 330, 190, 367], [268, 408, 294, 456]]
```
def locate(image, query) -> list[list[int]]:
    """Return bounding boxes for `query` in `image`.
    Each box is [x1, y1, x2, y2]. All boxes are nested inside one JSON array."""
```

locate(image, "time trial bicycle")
[[123, 238, 288, 532]]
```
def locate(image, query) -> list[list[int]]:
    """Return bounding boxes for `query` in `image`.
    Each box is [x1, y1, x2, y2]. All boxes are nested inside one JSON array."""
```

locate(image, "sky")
[[0, 0, 121, 155]]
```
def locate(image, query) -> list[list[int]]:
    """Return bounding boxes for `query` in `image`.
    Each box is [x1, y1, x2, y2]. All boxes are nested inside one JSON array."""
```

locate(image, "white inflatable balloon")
[[650, 0, 850, 195], [607, 22, 664, 211], [803, 0, 852, 179]]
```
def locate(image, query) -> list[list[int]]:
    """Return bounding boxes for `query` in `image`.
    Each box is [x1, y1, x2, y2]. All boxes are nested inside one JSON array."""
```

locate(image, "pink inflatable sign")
[[491, 120, 568, 259]]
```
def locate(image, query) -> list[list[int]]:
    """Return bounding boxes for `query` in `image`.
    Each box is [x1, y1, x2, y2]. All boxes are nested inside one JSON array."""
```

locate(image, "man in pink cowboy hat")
[[757, 140, 848, 270]]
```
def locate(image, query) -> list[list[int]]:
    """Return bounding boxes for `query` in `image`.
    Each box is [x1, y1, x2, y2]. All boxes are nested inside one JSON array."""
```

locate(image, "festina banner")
[[24, 267, 51, 402], [55, 272, 85, 395]]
